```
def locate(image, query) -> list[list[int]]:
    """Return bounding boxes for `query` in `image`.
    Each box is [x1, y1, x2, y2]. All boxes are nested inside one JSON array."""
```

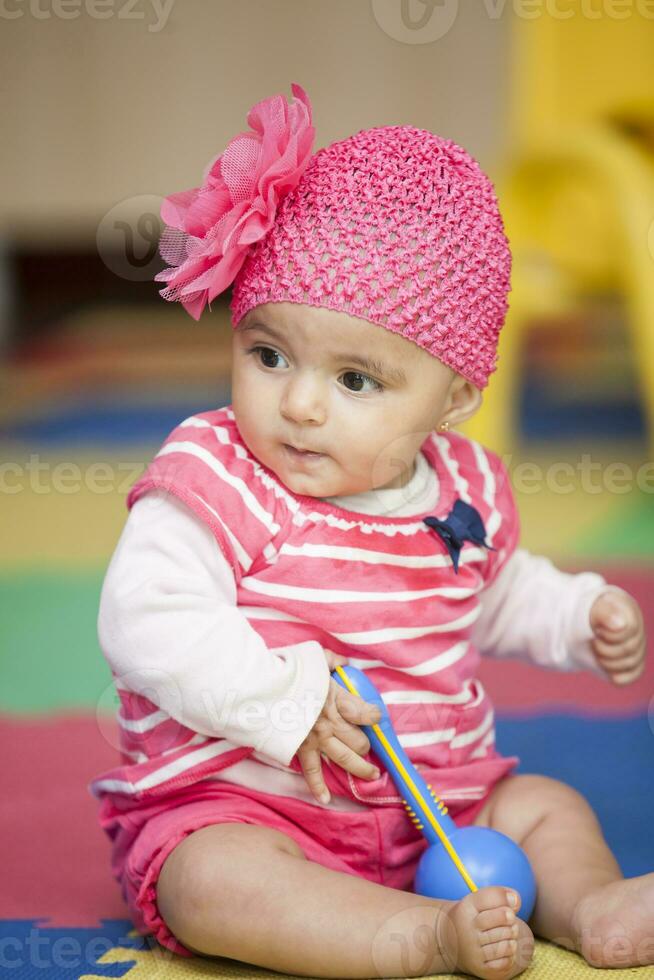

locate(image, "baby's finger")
[[609, 662, 645, 685], [297, 745, 330, 803], [592, 634, 639, 659], [595, 650, 643, 672], [331, 715, 371, 757], [593, 649, 639, 683], [335, 689, 383, 727], [323, 735, 381, 780], [595, 619, 639, 644], [593, 640, 644, 666], [323, 649, 349, 671]]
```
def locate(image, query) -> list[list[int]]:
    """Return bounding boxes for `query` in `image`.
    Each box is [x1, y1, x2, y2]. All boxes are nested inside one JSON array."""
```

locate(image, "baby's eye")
[[341, 371, 384, 394], [250, 345, 288, 369]]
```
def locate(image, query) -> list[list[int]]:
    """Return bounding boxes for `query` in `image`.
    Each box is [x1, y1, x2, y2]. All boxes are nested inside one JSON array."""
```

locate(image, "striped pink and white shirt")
[[89, 405, 612, 815]]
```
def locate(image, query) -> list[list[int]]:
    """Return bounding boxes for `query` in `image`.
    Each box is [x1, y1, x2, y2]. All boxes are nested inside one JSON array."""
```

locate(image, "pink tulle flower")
[[155, 83, 315, 321]]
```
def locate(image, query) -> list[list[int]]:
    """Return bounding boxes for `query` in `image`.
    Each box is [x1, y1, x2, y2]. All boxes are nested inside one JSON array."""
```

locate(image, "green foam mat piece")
[[0, 569, 113, 714]]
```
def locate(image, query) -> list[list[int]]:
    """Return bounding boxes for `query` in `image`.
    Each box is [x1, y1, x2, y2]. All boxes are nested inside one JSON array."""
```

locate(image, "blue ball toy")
[[333, 665, 536, 921]]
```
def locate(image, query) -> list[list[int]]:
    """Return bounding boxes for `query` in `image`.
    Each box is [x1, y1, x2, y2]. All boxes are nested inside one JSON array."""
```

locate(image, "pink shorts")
[[102, 781, 489, 958]]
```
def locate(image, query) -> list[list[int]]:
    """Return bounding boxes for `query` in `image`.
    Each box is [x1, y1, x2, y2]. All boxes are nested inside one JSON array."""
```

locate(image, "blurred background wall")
[[0, 1, 510, 238], [2, 0, 653, 450]]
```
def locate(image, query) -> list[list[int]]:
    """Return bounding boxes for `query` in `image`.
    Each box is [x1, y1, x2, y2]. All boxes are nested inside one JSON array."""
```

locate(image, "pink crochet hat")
[[156, 84, 511, 390]]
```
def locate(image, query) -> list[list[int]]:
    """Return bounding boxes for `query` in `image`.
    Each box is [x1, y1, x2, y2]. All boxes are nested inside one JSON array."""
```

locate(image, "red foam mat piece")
[[0, 713, 127, 925]]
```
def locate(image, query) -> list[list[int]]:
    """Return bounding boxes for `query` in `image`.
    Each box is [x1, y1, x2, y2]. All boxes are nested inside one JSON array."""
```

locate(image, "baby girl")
[[90, 85, 650, 979]]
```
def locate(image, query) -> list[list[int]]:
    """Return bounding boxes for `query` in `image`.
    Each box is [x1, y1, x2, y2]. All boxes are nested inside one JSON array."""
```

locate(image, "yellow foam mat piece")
[[0, 449, 146, 569], [80, 930, 652, 979]]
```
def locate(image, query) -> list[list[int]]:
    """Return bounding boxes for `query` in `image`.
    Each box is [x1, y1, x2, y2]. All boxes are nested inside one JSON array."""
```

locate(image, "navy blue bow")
[[423, 499, 496, 574]]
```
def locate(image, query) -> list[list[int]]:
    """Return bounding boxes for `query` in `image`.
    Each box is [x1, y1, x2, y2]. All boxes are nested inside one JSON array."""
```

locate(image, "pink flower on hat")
[[155, 83, 315, 321]]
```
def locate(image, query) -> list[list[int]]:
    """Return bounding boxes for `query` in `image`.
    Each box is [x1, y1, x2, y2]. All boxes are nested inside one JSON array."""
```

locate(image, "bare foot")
[[444, 886, 534, 979], [572, 872, 654, 968]]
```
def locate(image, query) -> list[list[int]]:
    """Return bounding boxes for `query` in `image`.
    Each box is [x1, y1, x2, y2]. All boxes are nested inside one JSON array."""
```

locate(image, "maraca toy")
[[333, 665, 536, 921]]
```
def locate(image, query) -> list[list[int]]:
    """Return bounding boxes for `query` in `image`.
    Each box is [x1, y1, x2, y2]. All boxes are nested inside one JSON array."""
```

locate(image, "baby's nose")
[[280, 373, 327, 425]]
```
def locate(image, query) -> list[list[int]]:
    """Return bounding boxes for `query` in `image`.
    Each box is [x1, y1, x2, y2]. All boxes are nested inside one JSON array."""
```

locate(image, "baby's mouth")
[[283, 443, 325, 461]]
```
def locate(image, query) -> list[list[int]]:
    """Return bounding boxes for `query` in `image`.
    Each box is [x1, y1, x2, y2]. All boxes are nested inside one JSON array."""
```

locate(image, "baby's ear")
[[448, 377, 482, 426]]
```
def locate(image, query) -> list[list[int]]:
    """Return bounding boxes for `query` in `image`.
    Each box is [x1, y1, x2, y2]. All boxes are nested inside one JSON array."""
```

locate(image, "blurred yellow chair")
[[460, 6, 654, 458]]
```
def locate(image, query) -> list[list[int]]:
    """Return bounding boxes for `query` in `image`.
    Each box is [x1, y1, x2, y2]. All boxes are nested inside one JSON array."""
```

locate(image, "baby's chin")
[[275, 461, 371, 500]]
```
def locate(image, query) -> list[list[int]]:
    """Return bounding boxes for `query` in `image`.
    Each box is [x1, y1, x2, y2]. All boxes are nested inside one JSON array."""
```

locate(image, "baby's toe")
[[472, 886, 521, 916], [475, 906, 517, 934], [483, 938, 518, 967], [480, 923, 520, 947]]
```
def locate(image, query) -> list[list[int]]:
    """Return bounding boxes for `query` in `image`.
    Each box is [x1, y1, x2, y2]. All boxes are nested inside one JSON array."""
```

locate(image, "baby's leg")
[[474, 773, 654, 968], [156, 821, 534, 979]]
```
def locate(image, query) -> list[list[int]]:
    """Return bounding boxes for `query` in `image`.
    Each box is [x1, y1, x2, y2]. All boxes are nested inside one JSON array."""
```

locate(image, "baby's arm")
[[470, 547, 628, 676], [98, 489, 330, 767]]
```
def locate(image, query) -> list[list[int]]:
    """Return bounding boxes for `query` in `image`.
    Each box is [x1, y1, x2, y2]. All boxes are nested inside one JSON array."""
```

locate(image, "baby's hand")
[[589, 589, 647, 685], [297, 649, 382, 804]]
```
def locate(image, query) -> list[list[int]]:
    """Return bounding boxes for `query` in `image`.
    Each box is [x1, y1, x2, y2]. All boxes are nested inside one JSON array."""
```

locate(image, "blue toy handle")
[[333, 665, 458, 846], [332, 664, 537, 919]]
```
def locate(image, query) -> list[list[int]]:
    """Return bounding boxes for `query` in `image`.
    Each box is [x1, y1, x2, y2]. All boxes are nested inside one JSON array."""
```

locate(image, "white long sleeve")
[[97, 490, 330, 767], [471, 547, 625, 676]]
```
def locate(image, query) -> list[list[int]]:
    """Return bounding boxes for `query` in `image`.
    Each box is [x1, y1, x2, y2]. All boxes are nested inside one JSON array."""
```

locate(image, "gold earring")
[[439, 420, 450, 432]]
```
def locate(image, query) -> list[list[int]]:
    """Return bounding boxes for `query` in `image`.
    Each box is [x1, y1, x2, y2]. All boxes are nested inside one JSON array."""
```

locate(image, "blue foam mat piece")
[[0, 918, 143, 979], [0, 393, 231, 447], [495, 713, 653, 878], [519, 385, 646, 440]]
